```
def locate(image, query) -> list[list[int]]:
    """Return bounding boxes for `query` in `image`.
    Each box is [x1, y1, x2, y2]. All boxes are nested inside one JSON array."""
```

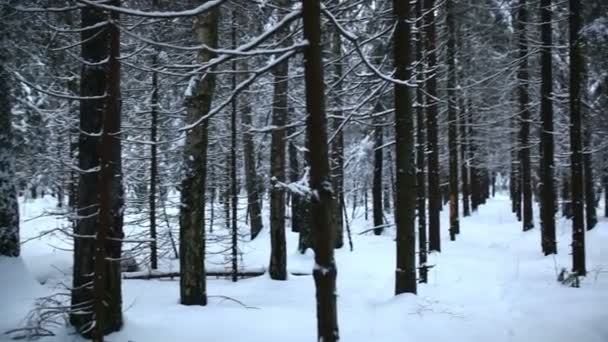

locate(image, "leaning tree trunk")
[[0, 43, 19, 258], [539, 0, 557, 255], [179, 6, 218, 306], [394, 0, 417, 295], [71, 4, 123, 338], [569, 0, 586, 276], [302, 0, 340, 339], [516, 0, 534, 231], [424, 0, 441, 253], [446, 0, 459, 240], [414, 0, 428, 283], [269, 0, 291, 281]]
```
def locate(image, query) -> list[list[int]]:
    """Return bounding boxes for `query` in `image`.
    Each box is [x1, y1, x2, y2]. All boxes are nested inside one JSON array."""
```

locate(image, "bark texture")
[[394, 0, 417, 295], [303, 0, 340, 339], [179, 7, 218, 305]]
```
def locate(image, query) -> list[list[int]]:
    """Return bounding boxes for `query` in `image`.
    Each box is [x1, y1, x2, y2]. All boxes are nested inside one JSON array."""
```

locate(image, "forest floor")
[[1, 194, 607, 341]]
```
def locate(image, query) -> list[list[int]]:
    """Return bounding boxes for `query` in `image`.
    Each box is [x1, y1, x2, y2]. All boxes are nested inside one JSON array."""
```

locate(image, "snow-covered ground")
[[1, 194, 607, 341]]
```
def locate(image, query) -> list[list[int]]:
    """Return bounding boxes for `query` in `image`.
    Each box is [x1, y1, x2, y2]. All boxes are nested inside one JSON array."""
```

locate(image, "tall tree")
[[269, 0, 290, 281], [415, 0, 428, 283], [237, 12, 264, 241], [394, 0, 417, 294], [92, 4, 124, 339], [446, 0, 459, 240], [0, 21, 19, 258], [569, 0, 586, 276], [71, 4, 123, 337], [539, 0, 557, 254], [179, 6, 219, 306], [583, 123, 597, 230], [516, 0, 534, 231], [372, 103, 384, 235], [330, 15, 345, 248], [303, 0, 339, 339], [459, 100, 470, 217], [424, 0, 441, 252]]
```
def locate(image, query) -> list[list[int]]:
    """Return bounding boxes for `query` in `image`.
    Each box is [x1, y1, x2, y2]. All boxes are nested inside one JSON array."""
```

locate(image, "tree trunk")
[[302, 0, 340, 339], [0, 41, 19, 258], [583, 124, 597, 230], [149, 52, 159, 270], [288, 123, 302, 232], [424, 0, 441, 253], [539, 0, 556, 254], [569, 0, 586, 276], [230, 10, 239, 282], [516, 0, 534, 231], [415, 0, 428, 283], [604, 175, 608, 218], [71, 4, 123, 337], [179, 6, 218, 306], [446, 0, 459, 240], [92, 6, 124, 340], [459, 100, 470, 217], [269, 1, 291, 281], [372, 106, 384, 235], [331, 20, 344, 248], [394, 0, 417, 295], [237, 31, 263, 241], [562, 172, 573, 218]]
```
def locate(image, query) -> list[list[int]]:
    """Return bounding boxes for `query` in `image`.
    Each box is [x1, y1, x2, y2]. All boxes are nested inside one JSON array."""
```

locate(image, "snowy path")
[[1, 195, 607, 341]]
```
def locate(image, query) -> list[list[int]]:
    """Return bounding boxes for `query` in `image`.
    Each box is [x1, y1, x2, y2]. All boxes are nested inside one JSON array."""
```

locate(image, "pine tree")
[[539, 0, 557, 255], [516, 0, 534, 231], [394, 0, 417, 295], [179, 5, 219, 306], [569, 0, 586, 276], [303, 0, 339, 339], [424, 0, 441, 253]]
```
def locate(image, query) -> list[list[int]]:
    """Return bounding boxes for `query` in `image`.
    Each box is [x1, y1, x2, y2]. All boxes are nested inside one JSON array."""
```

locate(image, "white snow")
[[1, 194, 607, 341]]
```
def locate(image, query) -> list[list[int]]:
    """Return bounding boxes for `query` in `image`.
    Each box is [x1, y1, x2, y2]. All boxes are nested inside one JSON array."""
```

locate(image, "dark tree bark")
[[237, 24, 263, 241], [446, 0, 459, 240], [415, 0, 428, 283], [459, 101, 470, 217], [91, 6, 124, 340], [230, 10, 239, 282], [149, 52, 159, 270], [302, 0, 339, 339], [516, 0, 534, 231], [583, 124, 597, 230], [469, 105, 481, 213], [372, 105, 384, 235], [424, 0, 441, 253], [269, 0, 290, 281], [562, 173, 573, 218], [71, 4, 123, 337], [330, 21, 344, 248], [0, 39, 19, 258], [394, 0, 417, 295], [604, 175, 608, 218], [539, 0, 556, 254], [288, 123, 302, 233], [179, 6, 218, 306], [569, 0, 586, 276]]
